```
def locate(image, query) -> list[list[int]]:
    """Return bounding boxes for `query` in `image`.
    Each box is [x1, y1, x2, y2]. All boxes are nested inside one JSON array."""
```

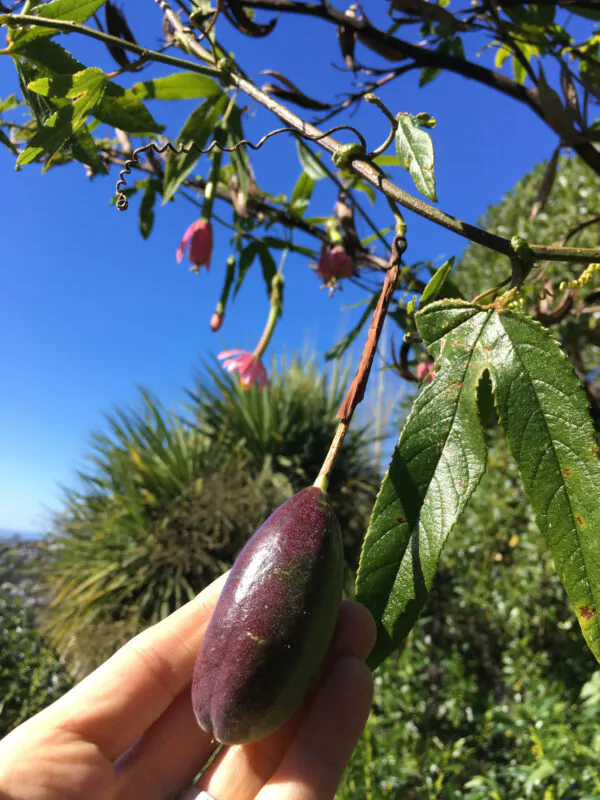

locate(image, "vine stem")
[[314, 235, 405, 492], [3, 10, 600, 264]]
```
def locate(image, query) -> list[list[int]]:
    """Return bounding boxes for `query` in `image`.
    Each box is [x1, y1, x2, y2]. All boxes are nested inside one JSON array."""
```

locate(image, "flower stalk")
[[253, 274, 284, 361]]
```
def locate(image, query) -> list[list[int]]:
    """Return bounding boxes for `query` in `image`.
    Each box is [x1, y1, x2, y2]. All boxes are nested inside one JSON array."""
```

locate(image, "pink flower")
[[417, 360, 435, 384], [316, 246, 354, 285], [218, 349, 269, 390], [176, 219, 213, 271]]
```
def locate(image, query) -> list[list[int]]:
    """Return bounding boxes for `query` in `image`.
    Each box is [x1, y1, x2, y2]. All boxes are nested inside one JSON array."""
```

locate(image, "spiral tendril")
[[114, 125, 368, 210]]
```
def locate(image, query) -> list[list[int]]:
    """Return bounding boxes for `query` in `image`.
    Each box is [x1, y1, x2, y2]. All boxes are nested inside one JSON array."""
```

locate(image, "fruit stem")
[[314, 421, 348, 492]]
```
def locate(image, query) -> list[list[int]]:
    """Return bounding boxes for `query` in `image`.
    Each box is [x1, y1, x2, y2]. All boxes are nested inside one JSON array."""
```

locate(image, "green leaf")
[[0, 95, 19, 112], [361, 227, 394, 247], [395, 114, 437, 202], [225, 104, 250, 201], [15, 61, 54, 127], [373, 155, 400, 168], [257, 244, 277, 295], [513, 55, 527, 86], [356, 302, 489, 668], [234, 242, 259, 297], [161, 93, 227, 204], [69, 121, 107, 173], [297, 140, 328, 180], [17, 105, 74, 166], [486, 310, 600, 662], [289, 171, 315, 216], [139, 179, 159, 239], [14, 40, 162, 134], [419, 256, 454, 307], [95, 84, 164, 134], [129, 73, 222, 101], [9, 0, 106, 49], [17, 69, 106, 168], [28, 67, 106, 102], [351, 179, 376, 204], [16, 38, 84, 74], [494, 42, 512, 69], [419, 38, 452, 86], [358, 299, 600, 667], [218, 254, 237, 311], [325, 294, 379, 361], [261, 236, 317, 258]]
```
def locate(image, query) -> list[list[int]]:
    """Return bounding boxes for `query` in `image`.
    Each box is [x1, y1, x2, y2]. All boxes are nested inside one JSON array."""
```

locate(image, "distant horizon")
[[0, 528, 43, 541]]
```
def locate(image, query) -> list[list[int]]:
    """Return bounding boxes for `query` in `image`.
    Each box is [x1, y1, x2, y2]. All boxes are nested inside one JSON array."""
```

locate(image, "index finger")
[[47, 571, 228, 760]]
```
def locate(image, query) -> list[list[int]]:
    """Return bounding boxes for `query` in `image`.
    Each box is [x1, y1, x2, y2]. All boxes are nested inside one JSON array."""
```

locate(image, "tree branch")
[[4, 10, 600, 264], [240, 0, 600, 175]]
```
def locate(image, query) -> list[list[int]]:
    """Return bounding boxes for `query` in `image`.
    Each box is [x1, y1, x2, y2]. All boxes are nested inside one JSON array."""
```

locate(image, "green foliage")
[[395, 113, 437, 202], [419, 256, 455, 308], [129, 72, 222, 102], [0, 542, 73, 737], [359, 300, 600, 665], [342, 432, 600, 798]]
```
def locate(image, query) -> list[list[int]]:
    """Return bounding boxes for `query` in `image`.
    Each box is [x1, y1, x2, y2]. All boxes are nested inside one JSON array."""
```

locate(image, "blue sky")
[[0, 4, 572, 532]]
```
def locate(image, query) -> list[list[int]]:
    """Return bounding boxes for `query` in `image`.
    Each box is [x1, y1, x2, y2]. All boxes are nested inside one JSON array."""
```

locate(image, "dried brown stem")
[[315, 236, 405, 489], [337, 236, 406, 423]]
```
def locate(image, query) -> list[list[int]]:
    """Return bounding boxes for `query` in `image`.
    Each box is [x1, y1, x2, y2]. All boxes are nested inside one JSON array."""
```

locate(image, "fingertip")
[[329, 655, 374, 716], [334, 600, 377, 663]]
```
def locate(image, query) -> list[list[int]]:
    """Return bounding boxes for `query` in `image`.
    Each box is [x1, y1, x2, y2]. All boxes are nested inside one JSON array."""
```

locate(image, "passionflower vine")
[[176, 218, 213, 272], [315, 246, 354, 288], [417, 360, 435, 384], [218, 350, 269, 390]]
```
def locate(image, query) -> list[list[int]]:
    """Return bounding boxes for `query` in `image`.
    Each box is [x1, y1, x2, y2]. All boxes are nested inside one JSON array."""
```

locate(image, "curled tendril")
[[114, 125, 368, 211]]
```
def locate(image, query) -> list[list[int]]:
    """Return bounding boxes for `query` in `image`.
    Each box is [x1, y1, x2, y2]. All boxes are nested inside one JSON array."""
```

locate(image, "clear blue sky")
[[0, 4, 568, 532]]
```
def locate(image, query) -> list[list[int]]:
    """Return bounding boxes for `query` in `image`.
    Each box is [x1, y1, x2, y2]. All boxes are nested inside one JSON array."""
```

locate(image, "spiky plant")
[[188, 354, 380, 567]]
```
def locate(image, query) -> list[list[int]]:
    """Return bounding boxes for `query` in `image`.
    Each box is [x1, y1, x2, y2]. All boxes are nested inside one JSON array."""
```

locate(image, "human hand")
[[0, 572, 375, 800]]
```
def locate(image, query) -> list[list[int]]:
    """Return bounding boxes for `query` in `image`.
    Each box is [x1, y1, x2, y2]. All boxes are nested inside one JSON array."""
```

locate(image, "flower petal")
[[176, 221, 198, 264], [218, 349, 247, 360]]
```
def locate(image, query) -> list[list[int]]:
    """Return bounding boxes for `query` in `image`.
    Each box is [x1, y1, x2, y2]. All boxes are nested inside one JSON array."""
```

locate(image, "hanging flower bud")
[[315, 246, 355, 289], [210, 310, 224, 332], [177, 219, 213, 273]]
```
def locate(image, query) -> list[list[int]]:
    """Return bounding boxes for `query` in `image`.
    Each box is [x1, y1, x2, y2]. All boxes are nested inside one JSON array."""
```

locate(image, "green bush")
[[1, 543, 72, 738]]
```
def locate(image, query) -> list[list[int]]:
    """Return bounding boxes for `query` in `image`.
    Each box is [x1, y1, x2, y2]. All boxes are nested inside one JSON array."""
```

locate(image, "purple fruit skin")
[[191, 487, 343, 744]]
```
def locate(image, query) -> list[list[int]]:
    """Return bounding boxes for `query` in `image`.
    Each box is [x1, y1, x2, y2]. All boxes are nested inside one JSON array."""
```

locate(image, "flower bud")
[[210, 311, 224, 332]]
